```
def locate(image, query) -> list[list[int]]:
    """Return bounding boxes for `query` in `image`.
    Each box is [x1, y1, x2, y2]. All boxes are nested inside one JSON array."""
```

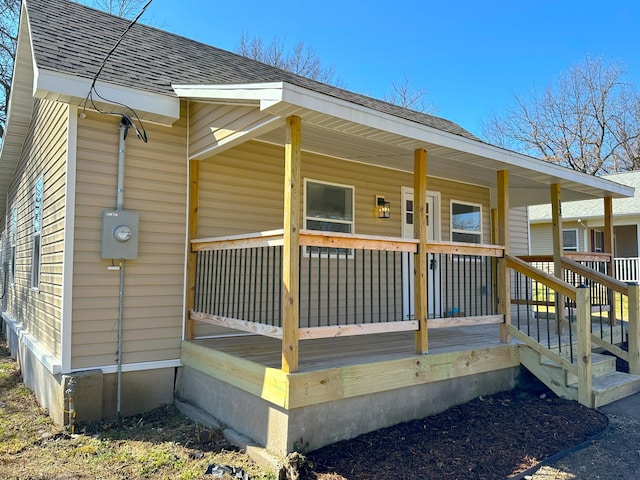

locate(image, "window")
[[31, 176, 43, 289], [304, 179, 354, 255], [451, 201, 482, 244], [592, 230, 604, 253], [11, 207, 17, 284], [563, 229, 578, 251]]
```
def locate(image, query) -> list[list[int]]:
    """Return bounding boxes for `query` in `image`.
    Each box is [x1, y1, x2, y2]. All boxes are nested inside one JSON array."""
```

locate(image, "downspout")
[[116, 117, 131, 418]]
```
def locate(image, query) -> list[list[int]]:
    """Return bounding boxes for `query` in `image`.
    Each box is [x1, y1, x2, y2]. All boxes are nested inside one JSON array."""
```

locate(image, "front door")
[[402, 187, 440, 319]]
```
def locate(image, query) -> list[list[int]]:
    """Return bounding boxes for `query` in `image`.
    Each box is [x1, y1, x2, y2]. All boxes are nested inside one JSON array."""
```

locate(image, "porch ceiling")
[[174, 82, 634, 208]]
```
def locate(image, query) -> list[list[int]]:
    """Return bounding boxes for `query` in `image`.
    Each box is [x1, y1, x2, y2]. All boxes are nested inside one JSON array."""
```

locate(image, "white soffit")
[[174, 81, 634, 203], [34, 69, 180, 125]]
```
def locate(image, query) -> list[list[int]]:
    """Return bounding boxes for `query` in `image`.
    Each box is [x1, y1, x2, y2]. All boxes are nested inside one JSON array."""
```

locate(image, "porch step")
[[542, 352, 616, 385], [567, 372, 640, 408], [520, 346, 640, 408], [519, 347, 578, 401]]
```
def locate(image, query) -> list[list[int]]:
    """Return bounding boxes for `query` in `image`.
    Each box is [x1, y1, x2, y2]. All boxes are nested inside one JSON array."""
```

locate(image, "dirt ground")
[[3, 335, 640, 479]]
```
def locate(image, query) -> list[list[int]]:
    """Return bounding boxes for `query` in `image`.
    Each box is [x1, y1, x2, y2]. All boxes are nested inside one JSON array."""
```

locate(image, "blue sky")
[[138, 0, 639, 137]]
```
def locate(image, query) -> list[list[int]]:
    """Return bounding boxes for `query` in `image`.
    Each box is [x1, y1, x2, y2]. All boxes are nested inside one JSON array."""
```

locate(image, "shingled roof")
[[529, 171, 640, 222], [25, 0, 478, 141]]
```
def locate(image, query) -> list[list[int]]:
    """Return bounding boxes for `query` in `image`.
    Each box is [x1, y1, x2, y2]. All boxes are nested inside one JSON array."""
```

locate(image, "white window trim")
[[31, 175, 44, 291], [450, 199, 482, 243], [592, 229, 604, 253], [10, 207, 17, 285], [562, 228, 579, 252], [303, 178, 355, 258]]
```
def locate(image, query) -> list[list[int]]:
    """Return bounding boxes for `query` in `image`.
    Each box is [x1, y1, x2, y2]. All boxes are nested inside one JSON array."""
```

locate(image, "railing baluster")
[[192, 235, 508, 344], [327, 249, 331, 326]]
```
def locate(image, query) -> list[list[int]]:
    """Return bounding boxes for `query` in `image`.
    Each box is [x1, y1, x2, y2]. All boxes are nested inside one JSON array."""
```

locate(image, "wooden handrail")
[[506, 254, 577, 299], [191, 229, 284, 251], [299, 230, 418, 253], [191, 230, 506, 257], [425, 240, 504, 258], [519, 252, 612, 263], [561, 256, 629, 296]]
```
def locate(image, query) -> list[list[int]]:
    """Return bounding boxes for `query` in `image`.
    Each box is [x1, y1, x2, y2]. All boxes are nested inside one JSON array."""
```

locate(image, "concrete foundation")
[[2, 315, 176, 426], [179, 363, 521, 456]]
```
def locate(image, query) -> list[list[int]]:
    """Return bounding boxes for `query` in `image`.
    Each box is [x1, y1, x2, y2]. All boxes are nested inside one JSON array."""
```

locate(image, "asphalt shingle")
[[529, 171, 640, 221], [25, 0, 478, 141]]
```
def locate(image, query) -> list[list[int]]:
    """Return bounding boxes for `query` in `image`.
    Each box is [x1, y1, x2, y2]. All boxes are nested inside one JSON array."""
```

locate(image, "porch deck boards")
[[193, 323, 504, 372], [192, 319, 627, 373]]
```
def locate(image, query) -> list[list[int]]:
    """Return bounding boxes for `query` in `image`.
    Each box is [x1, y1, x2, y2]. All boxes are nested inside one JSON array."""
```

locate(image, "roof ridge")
[[25, 0, 479, 141]]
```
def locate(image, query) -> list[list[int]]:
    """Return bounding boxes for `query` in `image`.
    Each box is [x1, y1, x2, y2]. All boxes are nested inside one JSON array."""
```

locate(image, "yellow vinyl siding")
[[72, 108, 187, 370], [188, 103, 277, 158], [195, 140, 492, 335], [4, 99, 68, 358], [198, 141, 492, 242]]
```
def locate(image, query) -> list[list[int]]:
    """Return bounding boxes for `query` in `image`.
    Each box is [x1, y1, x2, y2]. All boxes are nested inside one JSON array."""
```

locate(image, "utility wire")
[[81, 0, 154, 142]]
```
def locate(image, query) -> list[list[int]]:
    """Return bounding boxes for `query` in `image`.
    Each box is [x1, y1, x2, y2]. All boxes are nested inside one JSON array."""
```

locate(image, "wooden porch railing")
[[506, 254, 593, 406], [189, 230, 505, 341], [514, 254, 640, 376]]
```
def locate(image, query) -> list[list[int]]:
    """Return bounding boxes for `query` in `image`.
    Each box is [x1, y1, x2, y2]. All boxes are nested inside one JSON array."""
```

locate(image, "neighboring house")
[[1, 0, 637, 457], [529, 171, 640, 281]]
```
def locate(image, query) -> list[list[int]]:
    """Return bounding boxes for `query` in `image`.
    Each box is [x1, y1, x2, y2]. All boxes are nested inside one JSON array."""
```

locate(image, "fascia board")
[[172, 82, 284, 105], [271, 83, 635, 199], [34, 68, 180, 123], [173, 81, 633, 200]]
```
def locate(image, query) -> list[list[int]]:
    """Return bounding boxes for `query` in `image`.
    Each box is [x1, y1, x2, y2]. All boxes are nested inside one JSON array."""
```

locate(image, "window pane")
[[32, 235, 41, 289], [307, 182, 352, 221], [452, 203, 481, 233], [563, 230, 577, 250], [452, 232, 481, 244], [306, 220, 351, 234]]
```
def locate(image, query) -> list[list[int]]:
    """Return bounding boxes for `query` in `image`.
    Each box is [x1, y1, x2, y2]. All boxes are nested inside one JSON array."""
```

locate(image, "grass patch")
[[0, 337, 275, 479]]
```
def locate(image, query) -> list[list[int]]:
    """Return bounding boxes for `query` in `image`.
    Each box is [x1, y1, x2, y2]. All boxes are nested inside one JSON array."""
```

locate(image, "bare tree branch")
[[81, 0, 147, 18], [236, 32, 342, 87], [481, 56, 640, 175], [383, 75, 437, 114]]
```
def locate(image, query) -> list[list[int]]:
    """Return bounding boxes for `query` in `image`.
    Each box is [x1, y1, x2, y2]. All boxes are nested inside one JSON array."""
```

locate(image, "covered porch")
[[174, 82, 634, 455]]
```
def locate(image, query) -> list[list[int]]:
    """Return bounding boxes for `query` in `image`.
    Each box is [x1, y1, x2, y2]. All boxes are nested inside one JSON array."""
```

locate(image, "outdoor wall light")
[[376, 195, 390, 218]]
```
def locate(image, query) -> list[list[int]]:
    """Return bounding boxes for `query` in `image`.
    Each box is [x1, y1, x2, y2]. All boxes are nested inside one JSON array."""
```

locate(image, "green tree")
[[482, 56, 640, 175]]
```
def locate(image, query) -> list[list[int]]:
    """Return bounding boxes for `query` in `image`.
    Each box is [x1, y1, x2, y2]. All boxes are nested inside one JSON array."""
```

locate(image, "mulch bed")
[[300, 388, 608, 480]]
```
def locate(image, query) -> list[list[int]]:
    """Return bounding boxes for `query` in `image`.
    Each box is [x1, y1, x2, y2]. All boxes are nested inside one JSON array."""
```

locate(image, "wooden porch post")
[[497, 170, 511, 343], [282, 115, 301, 373], [414, 148, 428, 354], [576, 286, 593, 407], [604, 196, 617, 325], [185, 159, 200, 341], [628, 284, 640, 375], [491, 208, 499, 314], [550, 184, 565, 330]]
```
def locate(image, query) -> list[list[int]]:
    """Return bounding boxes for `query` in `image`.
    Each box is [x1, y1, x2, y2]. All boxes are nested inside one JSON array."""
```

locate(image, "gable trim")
[[34, 68, 180, 125]]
